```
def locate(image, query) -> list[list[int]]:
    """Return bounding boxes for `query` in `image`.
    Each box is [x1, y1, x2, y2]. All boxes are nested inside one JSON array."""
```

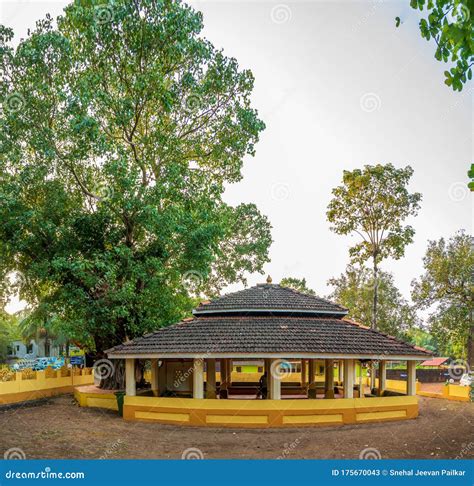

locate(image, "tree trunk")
[[370, 255, 379, 389], [468, 309, 474, 370], [372, 255, 378, 330], [98, 358, 126, 390]]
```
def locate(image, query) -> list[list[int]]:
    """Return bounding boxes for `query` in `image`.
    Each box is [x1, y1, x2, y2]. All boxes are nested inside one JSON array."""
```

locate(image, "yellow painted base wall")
[[0, 369, 95, 405], [121, 395, 418, 428], [371, 377, 471, 402], [74, 387, 118, 411]]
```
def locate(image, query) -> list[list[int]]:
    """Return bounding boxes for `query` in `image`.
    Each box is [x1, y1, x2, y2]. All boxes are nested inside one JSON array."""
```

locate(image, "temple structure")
[[105, 277, 431, 427]]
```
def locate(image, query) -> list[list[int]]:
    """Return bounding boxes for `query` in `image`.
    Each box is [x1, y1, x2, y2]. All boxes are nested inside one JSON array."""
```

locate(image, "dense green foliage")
[[409, 0, 474, 91], [0, 0, 272, 356], [280, 277, 315, 295], [411, 231, 473, 359], [328, 265, 418, 338], [0, 311, 19, 362], [327, 164, 422, 330]]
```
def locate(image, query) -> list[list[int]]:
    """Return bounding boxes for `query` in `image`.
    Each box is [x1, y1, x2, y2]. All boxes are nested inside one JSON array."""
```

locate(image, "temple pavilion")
[[105, 277, 431, 427]]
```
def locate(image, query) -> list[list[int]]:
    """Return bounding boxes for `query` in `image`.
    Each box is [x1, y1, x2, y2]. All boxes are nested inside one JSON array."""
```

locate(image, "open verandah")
[[120, 355, 418, 400]]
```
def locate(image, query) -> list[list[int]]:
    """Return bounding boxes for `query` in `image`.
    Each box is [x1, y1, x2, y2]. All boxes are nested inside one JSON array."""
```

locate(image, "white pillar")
[[343, 359, 354, 399], [338, 360, 344, 384], [158, 360, 167, 393], [150, 359, 159, 396], [125, 358, 136, 396], [301, 359, 307, 386], [378, 360, 386, 396], [269, 359, 281, 399], [407, 360, 416, 396], [206, 358, 216, 399], [193, 358, 204, 399], [358, 362, 364, 398]]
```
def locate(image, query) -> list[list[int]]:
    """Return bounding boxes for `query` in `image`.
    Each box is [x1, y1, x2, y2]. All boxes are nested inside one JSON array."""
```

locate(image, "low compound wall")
[[74, 386, 118, 411], [0, 368, 94, 405], [370, 377, 470, 402], [121, 395, 418, 428]]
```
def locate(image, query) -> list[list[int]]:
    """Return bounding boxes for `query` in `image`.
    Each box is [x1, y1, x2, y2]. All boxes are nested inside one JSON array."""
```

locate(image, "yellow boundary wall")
[[0, 369, 94, 405], [120, 395, 418, 428], [370, 377, 470, 402]]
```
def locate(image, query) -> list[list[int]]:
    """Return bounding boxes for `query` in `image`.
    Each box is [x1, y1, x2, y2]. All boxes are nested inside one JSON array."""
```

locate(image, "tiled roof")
[[193, 284, 347, 316], [420, 357, 449, 367], [106, 316, 431, 357]]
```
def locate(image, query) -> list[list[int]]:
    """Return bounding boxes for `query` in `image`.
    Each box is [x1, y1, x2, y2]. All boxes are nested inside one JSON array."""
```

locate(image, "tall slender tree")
[[327, 164, 422, 332]]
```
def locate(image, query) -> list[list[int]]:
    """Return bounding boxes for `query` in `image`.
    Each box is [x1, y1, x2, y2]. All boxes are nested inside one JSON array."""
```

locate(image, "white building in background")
[[8, 338, 60, 360]]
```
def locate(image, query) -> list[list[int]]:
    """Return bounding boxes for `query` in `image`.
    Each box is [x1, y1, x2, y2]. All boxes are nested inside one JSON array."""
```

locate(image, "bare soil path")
[[0, 395, 472, 460]]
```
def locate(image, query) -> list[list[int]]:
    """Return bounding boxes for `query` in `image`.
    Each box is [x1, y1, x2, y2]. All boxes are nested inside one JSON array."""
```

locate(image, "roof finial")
[[266, 275, 272, 284]]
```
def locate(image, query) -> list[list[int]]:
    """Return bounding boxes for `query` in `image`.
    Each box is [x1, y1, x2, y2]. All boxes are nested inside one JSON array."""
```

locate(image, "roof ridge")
[[279, 284, 346, 309]]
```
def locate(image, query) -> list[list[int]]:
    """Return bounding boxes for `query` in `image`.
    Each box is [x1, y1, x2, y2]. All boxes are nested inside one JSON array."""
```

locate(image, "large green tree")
[[328, 264, 418, 338], [411, 231, 474, 362], [327, 164, 422, 331], [0, 0, 272, 384], [408, 0, 474, 91]]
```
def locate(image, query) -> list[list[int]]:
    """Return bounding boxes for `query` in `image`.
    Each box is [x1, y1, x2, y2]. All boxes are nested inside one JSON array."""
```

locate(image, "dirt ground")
[[0, 394, 472, 460]]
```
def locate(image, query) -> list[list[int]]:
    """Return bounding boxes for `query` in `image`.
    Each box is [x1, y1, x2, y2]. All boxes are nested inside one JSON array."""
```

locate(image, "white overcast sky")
[[1, 1, 472, 317]]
